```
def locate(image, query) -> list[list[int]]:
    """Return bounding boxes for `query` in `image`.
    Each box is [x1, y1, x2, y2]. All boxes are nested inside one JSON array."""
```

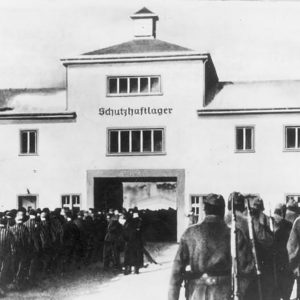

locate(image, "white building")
[[0, 7, 300, 240]]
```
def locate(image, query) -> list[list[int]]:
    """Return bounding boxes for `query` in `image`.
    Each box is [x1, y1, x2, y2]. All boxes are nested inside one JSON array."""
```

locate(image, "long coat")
[[123, 218, 144, 267], [168, 215, 253, 300]]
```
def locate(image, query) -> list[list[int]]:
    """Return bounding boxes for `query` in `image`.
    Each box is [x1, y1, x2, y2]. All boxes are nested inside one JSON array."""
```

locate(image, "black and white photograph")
[[0, 0, 300, 299]]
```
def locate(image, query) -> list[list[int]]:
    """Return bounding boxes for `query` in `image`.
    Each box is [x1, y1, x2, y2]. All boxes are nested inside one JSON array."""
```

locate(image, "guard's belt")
[[183, 271, 230, 286]]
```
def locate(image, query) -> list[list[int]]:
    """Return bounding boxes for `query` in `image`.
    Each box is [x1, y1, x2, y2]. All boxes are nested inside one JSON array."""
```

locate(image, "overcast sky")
[[1, 0, 300, 88]]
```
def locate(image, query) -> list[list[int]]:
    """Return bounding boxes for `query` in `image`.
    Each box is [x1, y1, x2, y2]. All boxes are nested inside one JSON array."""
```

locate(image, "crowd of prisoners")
[[0, 206, 150, 297]]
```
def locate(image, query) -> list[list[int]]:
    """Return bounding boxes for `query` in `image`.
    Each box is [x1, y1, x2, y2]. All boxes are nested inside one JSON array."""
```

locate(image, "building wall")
[[197, 113, 300, 212]]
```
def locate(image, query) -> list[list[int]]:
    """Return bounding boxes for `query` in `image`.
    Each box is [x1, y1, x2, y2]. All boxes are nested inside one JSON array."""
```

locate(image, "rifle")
[[245, 197, 263, 300], [230, 193, 240, 300], [268, 205, 278, 287]]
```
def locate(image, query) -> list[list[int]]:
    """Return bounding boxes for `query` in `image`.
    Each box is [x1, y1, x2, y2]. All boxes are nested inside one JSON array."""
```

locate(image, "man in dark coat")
[[10, 211, 30, 289], [123, 211, 144, 275], [168, 193, 253, 300], [244, 196, 274, 300], [271, 203, 293, 300], [103, 212, 123, 270], [0, 218, 14, 296], [23, 209, 41, 285]]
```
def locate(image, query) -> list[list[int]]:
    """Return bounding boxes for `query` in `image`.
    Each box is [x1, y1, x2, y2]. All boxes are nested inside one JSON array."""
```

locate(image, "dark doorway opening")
[[94, 177, 177, 242]]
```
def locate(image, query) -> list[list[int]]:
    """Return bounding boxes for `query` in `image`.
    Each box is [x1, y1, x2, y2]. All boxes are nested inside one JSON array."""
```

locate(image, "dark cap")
[[227, 192, 245, 210], [252, 196, 264, 211], [204, 194, 225, 208]]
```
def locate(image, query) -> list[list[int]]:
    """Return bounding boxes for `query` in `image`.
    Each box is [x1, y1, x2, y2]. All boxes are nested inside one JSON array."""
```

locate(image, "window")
[[107, 76, 161, 96], [236, 127, 254, 152], [18, 195, 38, 210], [108, 128, 165, 155], [61, 194, 81, 211], [20, 130, 38, 155], [286, 194, 300, 204], [190, 195, 207, 224], [285, 126, 300, 150]]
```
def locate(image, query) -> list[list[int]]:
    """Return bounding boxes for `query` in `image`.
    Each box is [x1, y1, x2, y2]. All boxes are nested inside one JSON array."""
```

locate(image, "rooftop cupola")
[[130, 7, 159, 39]]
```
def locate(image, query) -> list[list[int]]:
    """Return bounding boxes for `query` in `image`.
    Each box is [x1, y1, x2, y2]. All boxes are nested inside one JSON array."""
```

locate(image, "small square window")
[[109, 78, 117, 94], [235, 127, 254, 152], [119, 78, 128, 94], [20, 130, 38, 155], [285, 127, 300, 150]]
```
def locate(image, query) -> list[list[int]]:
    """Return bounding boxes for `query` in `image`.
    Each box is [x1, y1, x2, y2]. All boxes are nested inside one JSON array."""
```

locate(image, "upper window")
[[108, 128, 165, 155], [20, 130, 38, 155], [107, 76, 161, 96], [286, 194, 300, 204], [285, 126, 300, 150], [235, 126, 254, 152]]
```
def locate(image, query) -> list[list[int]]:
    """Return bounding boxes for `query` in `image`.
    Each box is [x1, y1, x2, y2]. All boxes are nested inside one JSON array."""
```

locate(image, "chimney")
[[130, 7, 159, 39]]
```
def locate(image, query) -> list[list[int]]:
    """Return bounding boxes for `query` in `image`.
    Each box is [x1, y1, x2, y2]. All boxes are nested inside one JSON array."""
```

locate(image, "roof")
[[134, 7, 154, 15], [202, 80, 300, 113], [82, 39, 191, 56], [0, 88, 67, 114]]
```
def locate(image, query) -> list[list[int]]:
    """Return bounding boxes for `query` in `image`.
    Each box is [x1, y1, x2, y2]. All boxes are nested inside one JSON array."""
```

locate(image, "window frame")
[[19, 129, 38, 156], [61, 194, 81, 210], [284, 126, 300, 151], [285, 194, 300, 204], [106, 127, 166, 156], [106, 75, 162, 97], [189, 194, 207, 224], [235, 126, 255, 153], [17, 194, 39, 210]]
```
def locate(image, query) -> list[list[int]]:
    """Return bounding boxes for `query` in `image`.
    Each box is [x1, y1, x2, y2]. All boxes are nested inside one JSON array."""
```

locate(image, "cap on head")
[[227, 192, 245, 211], [204, 193, 225, 208], [252, 196, 264, 211]]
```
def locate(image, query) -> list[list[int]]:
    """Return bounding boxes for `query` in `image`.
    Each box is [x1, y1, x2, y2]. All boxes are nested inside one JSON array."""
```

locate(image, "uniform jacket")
[[168, 215, 253, 300], [286, 208, 299, 225], [287, 216, 300, 272]]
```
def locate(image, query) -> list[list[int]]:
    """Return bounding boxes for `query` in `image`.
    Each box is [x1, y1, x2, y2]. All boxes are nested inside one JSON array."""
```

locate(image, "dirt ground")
[[5, 243, 184, 300]]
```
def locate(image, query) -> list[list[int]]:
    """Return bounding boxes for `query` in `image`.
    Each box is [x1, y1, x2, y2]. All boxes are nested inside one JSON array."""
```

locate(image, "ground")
[[5, 243, 185, 300]]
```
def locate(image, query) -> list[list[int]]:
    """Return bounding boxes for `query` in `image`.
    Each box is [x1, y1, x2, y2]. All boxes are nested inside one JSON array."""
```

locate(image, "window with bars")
[[107, 76, 161, 96], [20, 130, 38, 155], [108, 128, 164, 155], [285, 127, 300, 150], [286, 194, 300, 204], [236, 126, 254, 152], [61, 194, 81, 210], [190, 195, 207, 223]]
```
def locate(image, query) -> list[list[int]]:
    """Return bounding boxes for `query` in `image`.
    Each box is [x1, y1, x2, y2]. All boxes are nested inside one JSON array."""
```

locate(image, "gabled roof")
[[134, 7, 154, 15], [82, 39, 191, 56]]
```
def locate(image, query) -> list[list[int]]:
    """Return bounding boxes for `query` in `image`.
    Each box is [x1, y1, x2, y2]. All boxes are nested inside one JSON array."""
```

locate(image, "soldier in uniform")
[[168, 193, 253, 300], [271, 203, 293, 300], [286, 198, 299, 225], [244, 196, 274, 300]]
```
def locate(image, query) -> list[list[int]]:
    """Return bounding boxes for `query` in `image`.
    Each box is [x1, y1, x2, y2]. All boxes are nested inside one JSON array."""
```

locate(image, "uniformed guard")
[[168, 193, 253, 300], [271, 203, 293, 300], [286, 198, 299, 225], [244, 196, 274, 300]]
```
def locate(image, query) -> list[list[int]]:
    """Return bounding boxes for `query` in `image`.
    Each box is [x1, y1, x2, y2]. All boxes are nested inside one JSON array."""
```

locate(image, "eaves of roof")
[[61, 52, 208, 66], [0, 112, 77, 121], [197, 107, 300, 116]]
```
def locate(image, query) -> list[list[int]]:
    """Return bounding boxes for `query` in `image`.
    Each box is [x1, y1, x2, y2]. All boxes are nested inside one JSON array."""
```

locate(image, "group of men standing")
[[169, 192, 300, 300], [0, 206, 145, 297]]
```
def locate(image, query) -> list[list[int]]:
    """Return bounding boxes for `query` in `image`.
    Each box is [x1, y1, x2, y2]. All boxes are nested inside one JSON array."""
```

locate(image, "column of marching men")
[[0, 206, 145, 297], [169, 193, 300, 300]]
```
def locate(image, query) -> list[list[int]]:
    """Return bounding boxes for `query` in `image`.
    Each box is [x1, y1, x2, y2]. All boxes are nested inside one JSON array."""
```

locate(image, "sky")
[[1, 0, 300, 88]]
